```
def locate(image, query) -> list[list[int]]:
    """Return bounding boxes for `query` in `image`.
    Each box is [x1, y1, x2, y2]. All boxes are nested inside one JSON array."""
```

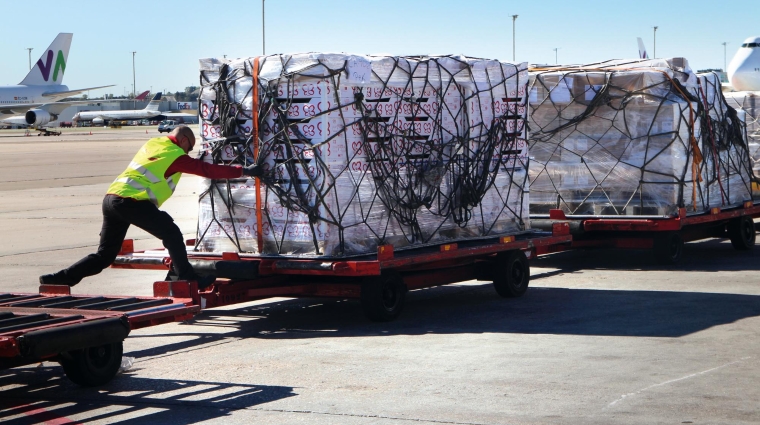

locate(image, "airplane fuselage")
[[728, 36, 760, 91], [73, 109, 162, 122]]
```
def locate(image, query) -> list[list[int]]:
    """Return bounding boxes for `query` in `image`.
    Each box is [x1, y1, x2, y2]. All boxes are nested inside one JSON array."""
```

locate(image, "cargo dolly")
[[2, 227, 570, 386], [0, 287, 198, 386], [113, 226, 572, 322], [531, 201, 760, 264]]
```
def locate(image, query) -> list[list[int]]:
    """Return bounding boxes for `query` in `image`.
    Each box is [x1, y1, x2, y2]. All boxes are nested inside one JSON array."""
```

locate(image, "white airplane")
[[0, 33, 113, 127], [727, 36, 760, 91], [73, 92, 164, 125]]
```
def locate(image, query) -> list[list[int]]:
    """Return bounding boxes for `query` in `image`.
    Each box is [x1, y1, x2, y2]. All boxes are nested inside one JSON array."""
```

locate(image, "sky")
[[1, 0, 758, 96]]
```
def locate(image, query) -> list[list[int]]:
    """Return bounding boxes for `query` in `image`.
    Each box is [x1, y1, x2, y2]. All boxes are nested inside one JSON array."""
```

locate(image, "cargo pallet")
[[2, 227, 571, 386], [531, 201, 760, 264]]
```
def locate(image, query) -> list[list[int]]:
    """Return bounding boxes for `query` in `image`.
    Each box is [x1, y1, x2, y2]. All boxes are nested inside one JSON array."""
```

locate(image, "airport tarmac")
[[1, 126, 759, 424]]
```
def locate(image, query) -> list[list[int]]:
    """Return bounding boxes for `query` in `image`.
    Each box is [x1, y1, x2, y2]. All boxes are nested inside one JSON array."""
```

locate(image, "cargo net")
[[723, 91, 760, 196], [528, 58, 753, 217], [195, 54, 530, 256]]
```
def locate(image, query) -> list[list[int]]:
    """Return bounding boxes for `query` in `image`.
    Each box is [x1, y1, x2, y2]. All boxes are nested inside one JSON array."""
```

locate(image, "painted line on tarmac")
[[606, 356, 752, 408]]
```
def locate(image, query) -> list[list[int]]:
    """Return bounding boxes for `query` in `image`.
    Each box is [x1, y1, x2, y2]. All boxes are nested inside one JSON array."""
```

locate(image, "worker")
[[39, 126, 262, 289]]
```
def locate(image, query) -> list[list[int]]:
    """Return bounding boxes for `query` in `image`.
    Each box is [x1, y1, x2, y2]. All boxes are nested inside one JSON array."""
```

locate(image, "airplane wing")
[[41, 85, 115, 98], [2, 85, 117, 114], [0, 105, 42, 115], [0, 99, 113, 117], [39, 98, 124, 115]]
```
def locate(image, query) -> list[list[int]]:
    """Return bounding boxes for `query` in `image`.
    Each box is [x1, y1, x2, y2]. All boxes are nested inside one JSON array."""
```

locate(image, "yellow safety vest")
[[107, 137, 184, 207]]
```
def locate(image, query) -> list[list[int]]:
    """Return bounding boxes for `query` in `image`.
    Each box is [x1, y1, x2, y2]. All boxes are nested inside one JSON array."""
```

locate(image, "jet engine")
[[25, 109, 52, 126]]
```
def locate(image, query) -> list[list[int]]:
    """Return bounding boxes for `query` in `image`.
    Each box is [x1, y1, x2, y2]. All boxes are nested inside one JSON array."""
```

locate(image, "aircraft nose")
[[731, 72, 760, 91]]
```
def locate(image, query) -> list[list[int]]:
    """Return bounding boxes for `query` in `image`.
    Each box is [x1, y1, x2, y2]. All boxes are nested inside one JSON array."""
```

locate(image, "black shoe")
[[196, 275, 217, 290], [183, 274, 217, 291], [39, 270, 81, 286]]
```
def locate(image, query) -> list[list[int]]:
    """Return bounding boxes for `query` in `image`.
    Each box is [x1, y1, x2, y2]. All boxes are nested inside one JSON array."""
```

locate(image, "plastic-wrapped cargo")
[[527, 58, 753, 217], [723, 91, 760, 195], [196, 54, 530, 256]]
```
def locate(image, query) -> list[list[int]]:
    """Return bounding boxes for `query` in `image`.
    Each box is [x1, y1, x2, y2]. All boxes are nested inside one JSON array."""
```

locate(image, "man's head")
[[170, 125, 196, 153]]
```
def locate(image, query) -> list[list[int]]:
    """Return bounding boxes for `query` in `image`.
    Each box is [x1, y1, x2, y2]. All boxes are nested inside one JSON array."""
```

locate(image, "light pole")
[[511, 15, 518, 61], [262, 0, 266, 55], [26, 48, 33, 70], [131, 51, 137, 109], [131, 51, 137, 97], [722, 42, 728, 71], [653, 26, 658, 59], [553, 48, 560, 64]]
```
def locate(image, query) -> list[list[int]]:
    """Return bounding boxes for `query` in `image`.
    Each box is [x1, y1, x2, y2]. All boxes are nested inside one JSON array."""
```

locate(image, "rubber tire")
[[360, 272, 406, 322], [653, 232, 684, 265], [60, 341, 123, 387], [728, 217, 756, 250], [492, 250, 530, 298]]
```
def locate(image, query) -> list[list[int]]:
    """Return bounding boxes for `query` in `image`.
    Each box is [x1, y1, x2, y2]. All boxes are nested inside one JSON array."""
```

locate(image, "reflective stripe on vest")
[[114, 177, 159, 205], [107, 137, 185, 207], [128, 161, 161, 184]]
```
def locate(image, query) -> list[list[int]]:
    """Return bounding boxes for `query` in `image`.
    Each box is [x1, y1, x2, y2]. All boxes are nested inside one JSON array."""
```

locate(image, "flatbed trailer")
[[2, 227, 570, 386], [531, 201, 760, 264], [0, 287, 198, 386], [113, 226, 572, 322]]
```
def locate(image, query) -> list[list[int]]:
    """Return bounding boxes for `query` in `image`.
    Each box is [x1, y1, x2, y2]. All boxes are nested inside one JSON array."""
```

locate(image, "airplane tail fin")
[[145, 92, 162, 110], [19, 33, 73, 86], [637, 37, 649, 59], [134, 90, 151, 101]]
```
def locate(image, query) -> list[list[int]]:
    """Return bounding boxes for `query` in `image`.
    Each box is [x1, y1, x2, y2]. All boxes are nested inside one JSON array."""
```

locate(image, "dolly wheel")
[[60, 341, 123, 387], [653, 232, 684, 265], [492, 250, 530, 298], [728, 217, 756, 250], [361, 272, 406, 322]]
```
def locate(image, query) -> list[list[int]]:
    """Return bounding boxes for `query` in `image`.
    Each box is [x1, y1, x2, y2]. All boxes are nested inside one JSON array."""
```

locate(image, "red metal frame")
[[0, 287, 199, 367], [546, 201, 760, 249], [115, 226, 572, 309]]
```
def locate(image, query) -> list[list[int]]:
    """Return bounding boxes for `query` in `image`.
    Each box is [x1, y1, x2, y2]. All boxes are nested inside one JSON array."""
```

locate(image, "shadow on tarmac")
[[0, 367, 295, 424], [121, 283, 760, 361], [533, 237, 760, 272]]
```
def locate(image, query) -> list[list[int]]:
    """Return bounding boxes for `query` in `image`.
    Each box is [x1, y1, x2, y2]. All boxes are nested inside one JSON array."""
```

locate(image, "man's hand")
[[242, 164, 264, 177]]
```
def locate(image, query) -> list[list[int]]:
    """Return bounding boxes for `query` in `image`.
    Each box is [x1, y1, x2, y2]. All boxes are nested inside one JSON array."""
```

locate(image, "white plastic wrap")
[[196, 54, 530, 257], [528, 59, 752, 217], [724, 91, 760, 196]]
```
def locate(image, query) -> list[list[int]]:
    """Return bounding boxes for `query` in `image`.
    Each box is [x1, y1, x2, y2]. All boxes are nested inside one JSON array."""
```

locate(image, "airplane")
[[73, 92, 164, 125], [0, 33, 113, 127], [637, 37, 648, 59], [727, 36, 760, 91]]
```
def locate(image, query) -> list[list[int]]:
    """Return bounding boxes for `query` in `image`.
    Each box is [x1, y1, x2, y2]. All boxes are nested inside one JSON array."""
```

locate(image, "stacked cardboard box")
[[724, 91, 760, 195], [528, 58, 752, 217], [196, 54, 529, 256]]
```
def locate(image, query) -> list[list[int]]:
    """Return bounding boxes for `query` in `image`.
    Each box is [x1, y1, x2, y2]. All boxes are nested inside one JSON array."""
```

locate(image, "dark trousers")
[[64, 194, 195, 281]]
